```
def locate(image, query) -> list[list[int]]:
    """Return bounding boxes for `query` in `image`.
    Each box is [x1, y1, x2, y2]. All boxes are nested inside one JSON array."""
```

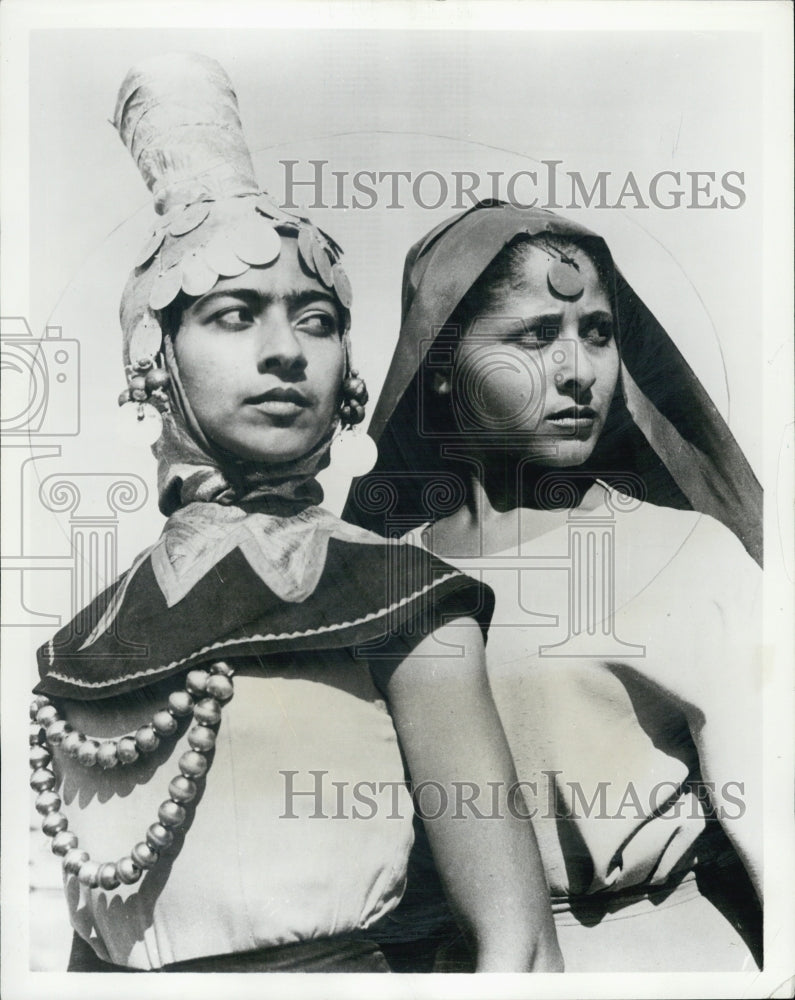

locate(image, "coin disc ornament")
[[297, 226, 317, 276], [134, 230, 167, 269], [181, 252, 219, 297], [232, 218, 282, 266], [330, 429, 378, 479], [168, 203, 210, 237], [204, 234, 249, 277], [313, 244, 333, 288], [149, 264, 184, 311], [547, 258, 585, 299], [331, 264, 352, 310], [116, 401, 164, 446], [128, 313, 163, 365]]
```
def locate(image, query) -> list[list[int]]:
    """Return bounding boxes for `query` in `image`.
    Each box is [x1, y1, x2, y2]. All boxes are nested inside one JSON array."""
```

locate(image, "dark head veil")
[[344, 201, 762, 566]]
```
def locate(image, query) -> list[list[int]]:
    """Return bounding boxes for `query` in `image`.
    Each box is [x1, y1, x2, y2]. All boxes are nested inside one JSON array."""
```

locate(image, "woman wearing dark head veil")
[[346, 201, 763, 971], [28, 68, 562, 973]]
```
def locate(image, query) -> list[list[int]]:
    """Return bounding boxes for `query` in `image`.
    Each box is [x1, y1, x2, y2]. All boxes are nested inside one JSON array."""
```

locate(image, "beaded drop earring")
[[331, 342, 377, 478]]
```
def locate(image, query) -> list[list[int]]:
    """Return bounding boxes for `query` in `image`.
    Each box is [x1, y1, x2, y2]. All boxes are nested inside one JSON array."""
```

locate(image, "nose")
[[552, 335, 595, 399], [257, 307, 306, 374]]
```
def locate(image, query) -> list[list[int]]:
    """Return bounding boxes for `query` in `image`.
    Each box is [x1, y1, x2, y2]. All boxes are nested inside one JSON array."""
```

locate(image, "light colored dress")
[[35, 498, 491, 971], [56, 652, 414, 970], [407, 483, 762, 971]]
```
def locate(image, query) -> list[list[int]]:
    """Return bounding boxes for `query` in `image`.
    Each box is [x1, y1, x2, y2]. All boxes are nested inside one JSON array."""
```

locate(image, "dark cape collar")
[[36, 501, 492, 701]]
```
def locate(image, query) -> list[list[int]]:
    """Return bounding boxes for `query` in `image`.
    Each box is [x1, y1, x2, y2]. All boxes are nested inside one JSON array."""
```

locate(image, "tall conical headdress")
[[115, 52, 352, 381]]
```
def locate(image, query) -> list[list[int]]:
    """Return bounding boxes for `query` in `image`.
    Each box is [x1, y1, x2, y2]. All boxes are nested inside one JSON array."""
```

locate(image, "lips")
[[546, 405, 597, 422], [246, 386, 310, 418], [247, 386, 309, 406]]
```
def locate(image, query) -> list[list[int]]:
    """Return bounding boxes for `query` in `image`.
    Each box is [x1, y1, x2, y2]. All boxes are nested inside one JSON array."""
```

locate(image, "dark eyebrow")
[[582, 310, 613, 325], [190, 287, 339, 313], [518, 310, 613, 328], [522, 313, 564, 328]]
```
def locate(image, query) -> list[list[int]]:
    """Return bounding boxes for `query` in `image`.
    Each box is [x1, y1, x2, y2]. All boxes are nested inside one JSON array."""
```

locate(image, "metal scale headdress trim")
[[114, 52, 353, 414]]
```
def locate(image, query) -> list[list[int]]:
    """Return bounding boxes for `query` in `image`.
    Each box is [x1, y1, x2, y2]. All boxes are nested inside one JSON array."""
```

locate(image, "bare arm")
[[372, 617, 563, 972]]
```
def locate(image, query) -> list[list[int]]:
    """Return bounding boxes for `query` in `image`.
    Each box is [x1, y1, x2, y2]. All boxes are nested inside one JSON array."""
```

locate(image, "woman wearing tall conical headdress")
[[29, 58, 561, 973], [346, 201, 763, 971]]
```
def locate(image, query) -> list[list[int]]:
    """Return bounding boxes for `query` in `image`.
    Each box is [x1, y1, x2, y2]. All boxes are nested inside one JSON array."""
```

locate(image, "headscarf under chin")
[[153, 331, 333, 517], [110, 51, 350, 518]]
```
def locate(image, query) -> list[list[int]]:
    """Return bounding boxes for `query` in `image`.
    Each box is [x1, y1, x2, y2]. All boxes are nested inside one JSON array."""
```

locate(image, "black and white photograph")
[[1, 2, 793, 997]]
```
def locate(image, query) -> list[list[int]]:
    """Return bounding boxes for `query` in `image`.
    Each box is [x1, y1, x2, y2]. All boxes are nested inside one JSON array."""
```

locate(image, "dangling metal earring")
[[339, 368, 369, 427], [116, 357, 172, 445], [331, 362, 376, 477], [119, 358, 172, 409], [116, 310, 173, 445], [118, 310, 172, 414], [331, 337, 376, 476]]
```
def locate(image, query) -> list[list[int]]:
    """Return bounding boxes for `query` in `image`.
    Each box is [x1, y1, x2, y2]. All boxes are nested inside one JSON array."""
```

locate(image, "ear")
[[432, 370, 451, 396]]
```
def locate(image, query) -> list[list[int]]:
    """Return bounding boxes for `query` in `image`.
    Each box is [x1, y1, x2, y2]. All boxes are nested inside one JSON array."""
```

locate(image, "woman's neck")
[[477, 450, 599, 511], [426, 464, 607, 558]]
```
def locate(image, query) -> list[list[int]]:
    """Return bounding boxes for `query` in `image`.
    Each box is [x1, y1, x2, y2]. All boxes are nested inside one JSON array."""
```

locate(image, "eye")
[[295, 310, 339, 338], [582, 320, 613, 346], [212, 306, 255, 331], [510, 322, 559, 348]]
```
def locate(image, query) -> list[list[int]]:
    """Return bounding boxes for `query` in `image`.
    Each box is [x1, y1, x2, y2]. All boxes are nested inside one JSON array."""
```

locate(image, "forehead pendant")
[[547, 255, 584, 299]]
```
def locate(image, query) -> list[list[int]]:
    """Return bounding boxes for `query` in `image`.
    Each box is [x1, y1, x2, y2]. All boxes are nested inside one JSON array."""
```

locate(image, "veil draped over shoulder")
[[345, 201, 762, 567]]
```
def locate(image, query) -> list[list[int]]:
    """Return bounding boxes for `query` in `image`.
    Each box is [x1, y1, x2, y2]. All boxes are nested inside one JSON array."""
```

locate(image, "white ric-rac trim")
[[44, 571, 462, 689]]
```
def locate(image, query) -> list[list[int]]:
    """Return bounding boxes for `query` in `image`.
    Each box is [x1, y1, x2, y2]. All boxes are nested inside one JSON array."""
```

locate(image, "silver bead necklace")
[[29, 662, 234, 890]]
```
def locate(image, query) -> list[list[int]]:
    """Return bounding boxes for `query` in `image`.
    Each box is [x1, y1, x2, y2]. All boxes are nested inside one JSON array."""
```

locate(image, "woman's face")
[[174, 237, 345, 464], [448, 243, 619, 467]]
